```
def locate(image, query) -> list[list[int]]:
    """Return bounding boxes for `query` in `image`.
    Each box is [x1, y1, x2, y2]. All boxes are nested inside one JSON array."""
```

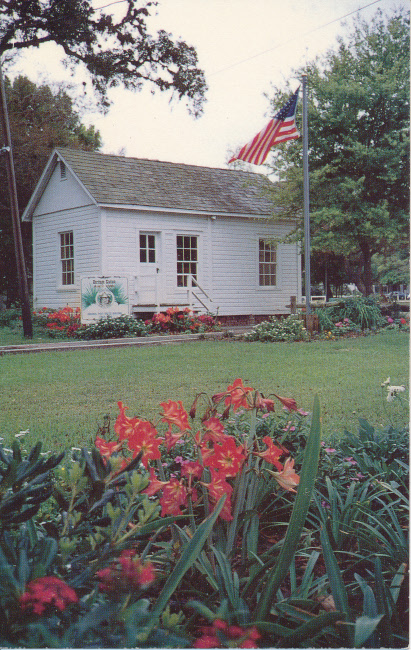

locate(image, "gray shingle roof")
[[56, 148, 276, 216]]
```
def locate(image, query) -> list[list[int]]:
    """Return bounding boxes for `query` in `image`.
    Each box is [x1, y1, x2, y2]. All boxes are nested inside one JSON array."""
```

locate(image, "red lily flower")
[[202, 468, 233, 521], [159, 478, 188, 516], [94, 436, 122, 458], [225, 378, 253, 411], [212, 378, 253, 412], [269, 457, 300, 493], [142, 467, 168, 496], [126, 420, 163, 468], [181, 460, 204, 479], [253, 436, 284, 470], [201, 417, 226, 443], [114, 401, 141, 440], [160, 400, 191, 432], [273, 393, 298, 412], [254, 391, 275, 412], [204, 436, 246, 476], [162, 428, 184, 451]]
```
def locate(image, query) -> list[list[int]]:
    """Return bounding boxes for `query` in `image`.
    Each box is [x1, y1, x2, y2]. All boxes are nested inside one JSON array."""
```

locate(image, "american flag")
[[229, 88, 300, 166]]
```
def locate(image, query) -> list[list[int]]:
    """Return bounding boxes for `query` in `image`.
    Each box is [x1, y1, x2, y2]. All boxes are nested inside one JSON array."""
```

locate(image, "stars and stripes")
[[229, 88, 300, 166]]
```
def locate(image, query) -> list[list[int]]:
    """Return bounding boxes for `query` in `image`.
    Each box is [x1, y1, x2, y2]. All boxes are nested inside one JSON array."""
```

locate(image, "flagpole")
[[302, 73, 311, 315]]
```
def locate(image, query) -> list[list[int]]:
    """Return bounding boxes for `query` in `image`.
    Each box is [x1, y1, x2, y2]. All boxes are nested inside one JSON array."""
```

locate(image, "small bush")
[[148, 307, 220, 334], [0, 306, 23, 327], [245, 314, 309, 342], [74, 315, 151, 339], [316, 295, 384, 331]]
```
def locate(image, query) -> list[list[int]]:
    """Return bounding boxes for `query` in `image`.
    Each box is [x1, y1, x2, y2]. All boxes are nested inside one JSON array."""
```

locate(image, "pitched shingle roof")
[[56, 148, 276, 216]]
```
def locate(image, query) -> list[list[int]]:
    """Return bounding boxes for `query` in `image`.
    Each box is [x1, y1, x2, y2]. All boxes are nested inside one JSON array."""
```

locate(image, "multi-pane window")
[[60, 231, 74, 285], [140, 233, 156, 263], [259, 239, 276, 286], [177, 235, 197, 287]]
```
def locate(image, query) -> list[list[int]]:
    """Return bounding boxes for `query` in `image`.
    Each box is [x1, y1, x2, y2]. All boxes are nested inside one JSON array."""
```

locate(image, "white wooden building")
[[22, 148, 302, 321]]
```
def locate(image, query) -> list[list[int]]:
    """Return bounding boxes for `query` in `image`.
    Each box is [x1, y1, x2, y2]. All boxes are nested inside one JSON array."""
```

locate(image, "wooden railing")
[[186, 274, 216, 314]]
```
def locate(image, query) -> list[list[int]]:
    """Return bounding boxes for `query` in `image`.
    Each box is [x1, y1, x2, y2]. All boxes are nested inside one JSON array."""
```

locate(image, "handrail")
[[187, 274, 215, 313]]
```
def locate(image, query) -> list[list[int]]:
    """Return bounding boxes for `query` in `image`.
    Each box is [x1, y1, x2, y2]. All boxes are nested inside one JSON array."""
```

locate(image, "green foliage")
[[265, 9, 410, 294], [73, 315, 151, 340], [0, 441, 64, 527], [0, 306, 21, 326], [0, 378, 408, 648], [244, 315, 309, 342], [0, 75, 102, 301], [0, 2, 207, 115], [316, 295, 385, 330]]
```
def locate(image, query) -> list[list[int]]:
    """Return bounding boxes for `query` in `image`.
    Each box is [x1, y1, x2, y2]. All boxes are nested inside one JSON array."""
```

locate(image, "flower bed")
[[30, 307, 220, 340], [0, 378, 407, 648]]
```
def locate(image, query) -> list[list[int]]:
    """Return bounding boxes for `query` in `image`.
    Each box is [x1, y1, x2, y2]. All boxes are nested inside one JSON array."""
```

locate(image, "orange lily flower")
[[205, 436, 246, 477], [126, 420, 163, 468], [269, 457, 300, 493], [273, 393, 298, 412], [159, 478, 188, 516], [211, 378, 253, 412], [114, 401, 141, 440], [94, 436, 122, 458], [160, 400, 191, 432], [254, 436, 284, 470]]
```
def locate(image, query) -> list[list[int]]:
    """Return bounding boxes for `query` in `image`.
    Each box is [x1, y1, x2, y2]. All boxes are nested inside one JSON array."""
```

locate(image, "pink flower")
[[324, 447, 336, 453], [387, 317, 394, 323], [297, 409, 310, 416]]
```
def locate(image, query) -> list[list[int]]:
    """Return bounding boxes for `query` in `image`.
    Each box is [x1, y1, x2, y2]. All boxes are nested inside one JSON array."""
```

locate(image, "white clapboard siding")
[[33, 159, 94, 217], [209, 216, 299, 315], [103, 208, 212, 308], [26, 149, 301, 317], [32, 205, 100, 310]]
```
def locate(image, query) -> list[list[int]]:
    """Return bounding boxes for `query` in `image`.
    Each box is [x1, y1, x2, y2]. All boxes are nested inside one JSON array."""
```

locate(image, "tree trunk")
[[360, 242, 373, 296]]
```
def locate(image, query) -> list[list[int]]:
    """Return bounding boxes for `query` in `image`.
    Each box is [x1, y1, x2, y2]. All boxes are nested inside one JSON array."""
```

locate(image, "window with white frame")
[[60, 231, 74, 285], [176, 235, 197, 287], [259, 238, 276, 286], [140, 233, 156, 263]]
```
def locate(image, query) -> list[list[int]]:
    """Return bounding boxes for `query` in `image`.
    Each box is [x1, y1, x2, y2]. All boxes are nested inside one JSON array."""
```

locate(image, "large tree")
[[0, 0, 207, 316], [0, 75, 101, 302], [0, 0, 207, 115], [265, 9, 409, 295]]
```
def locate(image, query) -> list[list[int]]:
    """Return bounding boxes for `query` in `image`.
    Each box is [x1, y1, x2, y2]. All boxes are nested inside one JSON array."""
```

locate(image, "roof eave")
[[99, 202, 284, 220], [21, 148, 98, 222], [21, 149, 58, 222]]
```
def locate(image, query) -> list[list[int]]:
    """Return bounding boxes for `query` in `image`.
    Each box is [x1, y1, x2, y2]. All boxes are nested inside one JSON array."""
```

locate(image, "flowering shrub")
[[0, 379, 407, 648], [316, 295, 385, 331], [244, 315, 308, 342], [148, 306, 220, 334], [19, 577, 78, 615], [33, 306, 81, 337]]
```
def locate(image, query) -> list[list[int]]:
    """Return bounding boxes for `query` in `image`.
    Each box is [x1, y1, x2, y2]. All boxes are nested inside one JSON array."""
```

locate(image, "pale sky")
[[7, 0, 409, 170]]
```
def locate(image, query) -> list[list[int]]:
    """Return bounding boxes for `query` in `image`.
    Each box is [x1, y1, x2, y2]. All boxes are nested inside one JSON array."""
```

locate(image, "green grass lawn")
[[0, 330, 408, 451]]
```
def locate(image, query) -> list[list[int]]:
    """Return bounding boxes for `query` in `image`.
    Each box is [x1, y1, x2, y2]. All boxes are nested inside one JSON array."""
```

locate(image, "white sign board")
[[81, 276, 130, 325]]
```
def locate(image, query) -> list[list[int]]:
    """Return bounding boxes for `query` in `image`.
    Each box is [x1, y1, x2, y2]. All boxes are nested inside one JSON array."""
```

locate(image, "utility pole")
[[0, 58, 33, 337], [302, 73, 311, 316]]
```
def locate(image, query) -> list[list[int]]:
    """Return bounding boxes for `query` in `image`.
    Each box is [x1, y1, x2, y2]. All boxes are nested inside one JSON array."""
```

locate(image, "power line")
[[208, 0, 383, 77], [94, 0, 127, 10]]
